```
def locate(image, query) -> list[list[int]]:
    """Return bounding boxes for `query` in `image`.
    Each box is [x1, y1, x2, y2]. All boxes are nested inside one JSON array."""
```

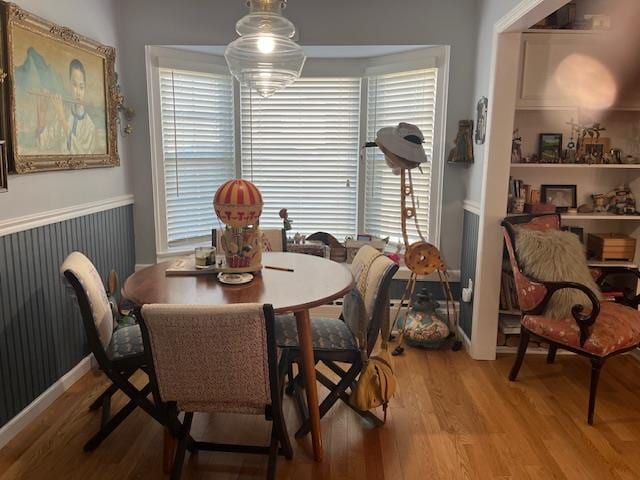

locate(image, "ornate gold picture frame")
[[3, 2, 119, 173]]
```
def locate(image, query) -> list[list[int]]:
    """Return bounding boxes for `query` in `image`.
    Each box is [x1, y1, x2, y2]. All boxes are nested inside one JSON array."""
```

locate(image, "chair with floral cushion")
[[276, 245, 398, 435], [61, 252, 162, 451], [139, 303, 292, 480], [502, 214, 640, 424]]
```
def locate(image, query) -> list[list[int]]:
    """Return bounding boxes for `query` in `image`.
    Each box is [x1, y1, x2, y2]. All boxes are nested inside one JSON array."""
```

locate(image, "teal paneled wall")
[[459, 209, 479, 337], [0, 205, 135, 428]]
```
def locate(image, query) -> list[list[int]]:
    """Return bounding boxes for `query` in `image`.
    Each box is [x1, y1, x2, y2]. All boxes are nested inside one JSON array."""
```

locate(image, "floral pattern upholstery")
[[106, 324, 144, 361], [142, 303, 272, 414], [275, 315, 357, 352], [523, 301, 640, 356]]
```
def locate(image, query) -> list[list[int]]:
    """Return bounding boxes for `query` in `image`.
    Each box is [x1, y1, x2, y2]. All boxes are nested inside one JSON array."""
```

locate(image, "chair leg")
[[509, 329, 530, 381], [84, 397, 138, 452], [267, 425, 279, 480], [289, 370, 308, 424], [100, 393, 112, 427], [546, 344, 558, 364], [285, 357, 296, 396], [89, 382, 119, 412], [83, 382, 152, 452], [588, 358, 604, 426], [170, 412, 194, 480], [296, 362, 361, 438]]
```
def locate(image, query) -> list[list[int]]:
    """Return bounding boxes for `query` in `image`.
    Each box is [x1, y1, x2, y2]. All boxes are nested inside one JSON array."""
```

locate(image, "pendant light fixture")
[[225, 0, 306, 97]]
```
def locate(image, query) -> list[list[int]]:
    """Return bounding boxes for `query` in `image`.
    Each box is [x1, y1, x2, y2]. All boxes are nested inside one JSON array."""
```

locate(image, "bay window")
[[148, 47, 447, 256]]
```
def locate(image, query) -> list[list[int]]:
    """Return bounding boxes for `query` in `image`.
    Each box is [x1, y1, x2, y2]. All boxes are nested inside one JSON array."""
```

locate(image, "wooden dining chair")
[[502, 214, 640, 424], [276, 245, 398, 436], [213, 228, 287, 252], [139, 303, 292, 480], [60, 252, 162, 451]]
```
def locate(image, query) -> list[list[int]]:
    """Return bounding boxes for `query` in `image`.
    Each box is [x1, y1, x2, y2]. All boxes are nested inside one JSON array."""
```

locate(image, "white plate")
[[217, 272, 254, 285]]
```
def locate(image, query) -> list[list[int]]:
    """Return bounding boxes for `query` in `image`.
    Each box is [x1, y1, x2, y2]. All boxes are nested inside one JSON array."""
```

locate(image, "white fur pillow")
[[515, 227, 601, 319]]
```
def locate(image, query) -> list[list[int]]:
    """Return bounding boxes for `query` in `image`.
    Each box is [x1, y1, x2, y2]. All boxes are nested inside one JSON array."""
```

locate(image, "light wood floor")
[[2, 349, 640, 479]]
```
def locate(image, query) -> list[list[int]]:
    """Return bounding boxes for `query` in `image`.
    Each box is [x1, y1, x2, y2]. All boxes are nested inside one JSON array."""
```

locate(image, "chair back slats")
[[502, 229, 549, 313], [502, 214, 561, 313], [261, 228, 287, 252], [61, 251, 114, 351], [141, 303, 274, 415]]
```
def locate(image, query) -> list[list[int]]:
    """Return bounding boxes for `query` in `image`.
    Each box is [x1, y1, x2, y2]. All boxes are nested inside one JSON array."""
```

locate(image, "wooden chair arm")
[[527, 281, 601, 347]]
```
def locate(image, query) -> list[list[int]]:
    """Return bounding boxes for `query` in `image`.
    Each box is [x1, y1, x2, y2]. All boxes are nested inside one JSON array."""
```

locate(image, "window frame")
[[147, 46, 234, 256], [147, 46, 449, 259], [360, 47, 449, 248]]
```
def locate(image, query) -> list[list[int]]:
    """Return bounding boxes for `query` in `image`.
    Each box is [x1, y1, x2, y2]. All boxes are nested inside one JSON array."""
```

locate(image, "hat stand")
[[389, 167, 462, 355]]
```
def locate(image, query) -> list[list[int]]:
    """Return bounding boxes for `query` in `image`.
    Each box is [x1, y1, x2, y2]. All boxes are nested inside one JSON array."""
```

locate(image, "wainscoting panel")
[[0, 205, 135, 428], [459, 209, 480, 338]]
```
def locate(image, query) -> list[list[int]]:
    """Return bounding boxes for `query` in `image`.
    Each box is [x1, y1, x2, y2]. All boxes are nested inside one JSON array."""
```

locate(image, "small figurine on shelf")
[[605, 185, 637, 215], [511, 129, 522, 164], [592, 193, 608, 213], [293, 232, 304, 244], [279, 208, 293, 231]]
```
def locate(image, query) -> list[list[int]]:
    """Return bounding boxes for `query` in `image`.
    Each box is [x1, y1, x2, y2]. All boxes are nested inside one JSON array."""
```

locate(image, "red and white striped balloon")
[[213, 179, 264, 228]]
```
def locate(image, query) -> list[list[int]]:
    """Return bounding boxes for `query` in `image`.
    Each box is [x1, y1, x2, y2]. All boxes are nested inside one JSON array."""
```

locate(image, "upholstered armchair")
[[502, 214, 640, 424]]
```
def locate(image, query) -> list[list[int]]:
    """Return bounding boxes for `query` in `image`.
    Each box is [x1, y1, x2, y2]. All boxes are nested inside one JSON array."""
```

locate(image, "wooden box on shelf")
[[587, 233, 637, 262], [524, 202, 556, 214]]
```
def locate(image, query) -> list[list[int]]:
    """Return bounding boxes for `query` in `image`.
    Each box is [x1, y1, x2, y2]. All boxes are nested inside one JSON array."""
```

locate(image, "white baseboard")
[[135, 263, 153, 271], [0, 355, 93, 450], [457, 325, 472, 351]]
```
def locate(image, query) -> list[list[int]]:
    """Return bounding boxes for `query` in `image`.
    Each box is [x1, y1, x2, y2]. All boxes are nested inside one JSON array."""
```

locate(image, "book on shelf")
[[499, 316, 521, 335], [499, 269, 520, 311]]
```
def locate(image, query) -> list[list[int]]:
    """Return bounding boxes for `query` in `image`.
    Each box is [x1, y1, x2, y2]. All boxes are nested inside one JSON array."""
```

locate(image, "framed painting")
[[541, 184, 577, 213], [2, 2, 119, 173], [0, 140, 6, 191]]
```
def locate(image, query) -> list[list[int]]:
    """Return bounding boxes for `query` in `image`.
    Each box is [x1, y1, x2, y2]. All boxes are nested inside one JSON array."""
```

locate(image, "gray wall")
[[114, 0, 480, 267], [463, 0, 523, 205], [1, 0, 133, 222], [0, 205, 135, 428]]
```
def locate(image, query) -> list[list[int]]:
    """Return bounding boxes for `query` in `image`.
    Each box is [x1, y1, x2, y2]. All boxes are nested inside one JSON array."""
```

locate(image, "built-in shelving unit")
[[498, 29, 640, 354]]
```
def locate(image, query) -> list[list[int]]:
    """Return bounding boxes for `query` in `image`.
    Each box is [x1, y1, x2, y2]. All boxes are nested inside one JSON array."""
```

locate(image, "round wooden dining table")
[[123, 252, 354, 465]]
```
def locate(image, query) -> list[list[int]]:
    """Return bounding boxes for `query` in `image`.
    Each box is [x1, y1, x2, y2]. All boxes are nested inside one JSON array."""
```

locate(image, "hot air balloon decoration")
[[213, 179, 264, 273]]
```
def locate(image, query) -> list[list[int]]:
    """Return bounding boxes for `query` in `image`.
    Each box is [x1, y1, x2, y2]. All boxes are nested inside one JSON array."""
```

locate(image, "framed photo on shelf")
[[581, 137, 611, 160], [541, 184, 577, 213], [539, 133, 563, 163]]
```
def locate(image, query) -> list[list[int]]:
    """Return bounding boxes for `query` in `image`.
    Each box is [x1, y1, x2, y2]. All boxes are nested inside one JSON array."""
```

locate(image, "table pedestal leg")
[[295, 309, 323, 462], [163, 428, 176, 473]]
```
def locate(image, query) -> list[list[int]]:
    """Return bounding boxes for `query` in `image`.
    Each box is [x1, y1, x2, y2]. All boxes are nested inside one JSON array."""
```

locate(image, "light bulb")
[[257, 35, 275, 54]]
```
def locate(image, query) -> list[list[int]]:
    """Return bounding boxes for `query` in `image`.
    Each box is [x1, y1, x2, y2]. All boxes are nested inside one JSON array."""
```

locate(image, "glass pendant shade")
[[225, 0, 306, 97]]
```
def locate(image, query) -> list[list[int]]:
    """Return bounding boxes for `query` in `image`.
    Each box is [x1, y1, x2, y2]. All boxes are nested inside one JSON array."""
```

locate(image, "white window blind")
[[365, 68, 437, 244], [241, 78, 360, 238], [159, 68, 235, 246]]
